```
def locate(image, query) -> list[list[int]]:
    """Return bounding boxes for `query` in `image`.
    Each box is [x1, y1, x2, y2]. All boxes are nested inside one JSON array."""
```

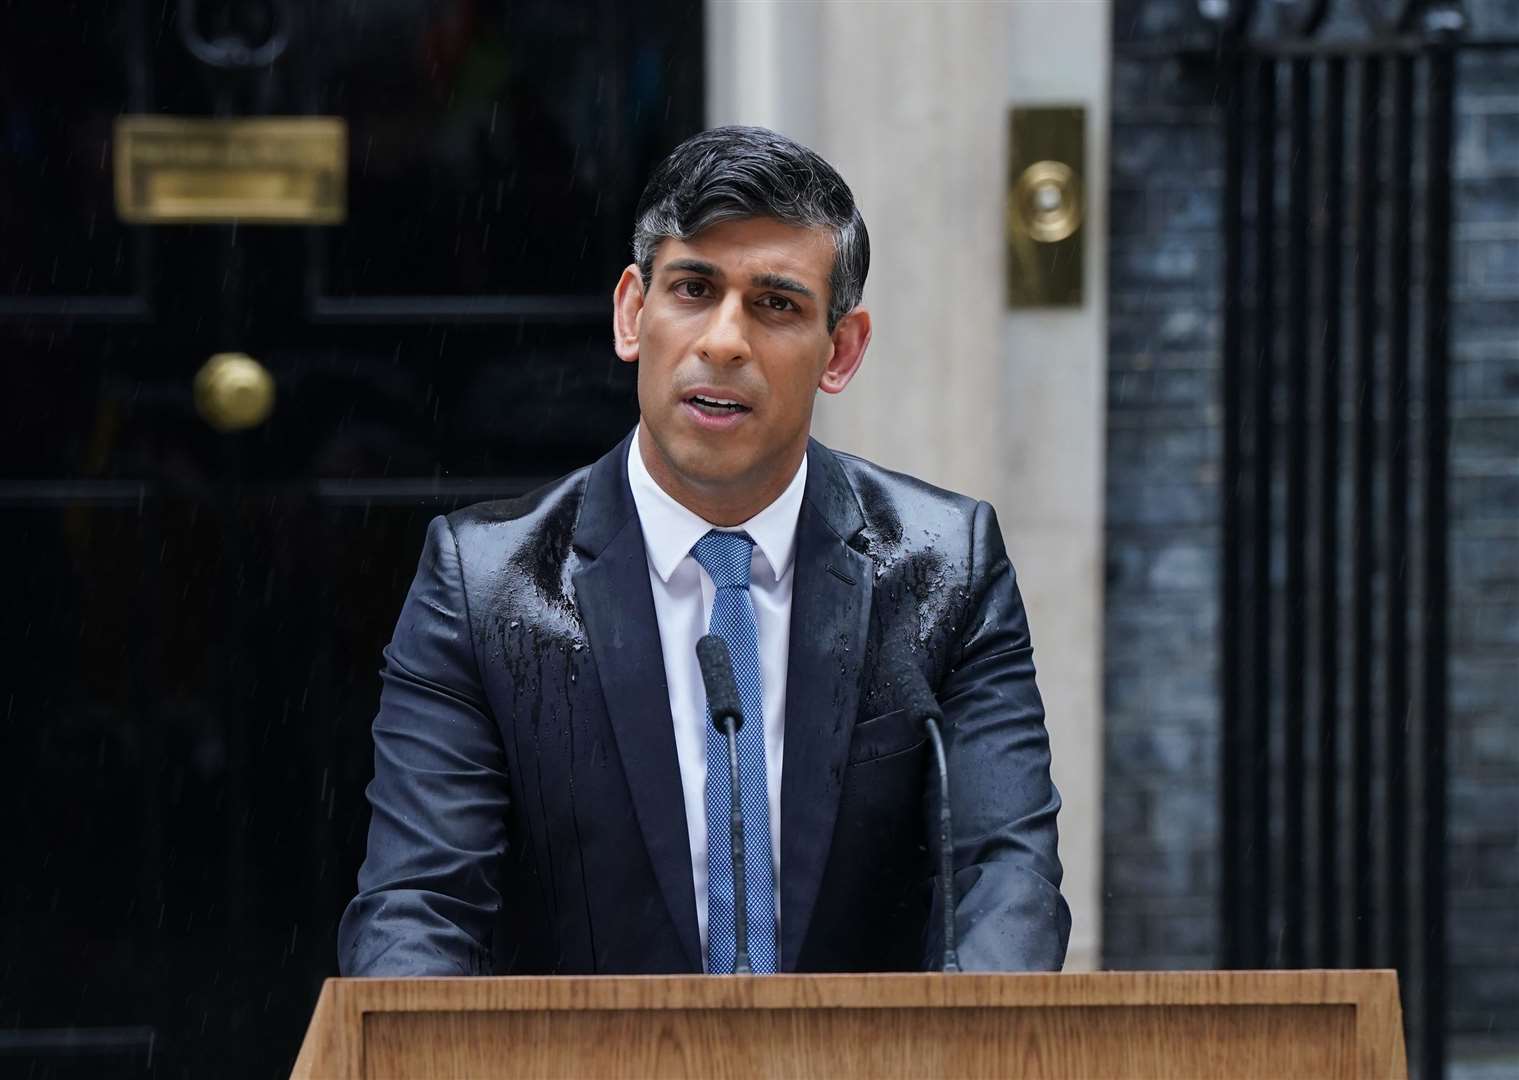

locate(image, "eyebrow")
[[752, 271, 816, 301], [663, 257, 720, 278], [661, 258, 817, 302]]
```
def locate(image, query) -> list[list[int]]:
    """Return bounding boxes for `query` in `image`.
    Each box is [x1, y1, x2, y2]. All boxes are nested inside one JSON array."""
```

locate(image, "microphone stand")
[[921, 714, 961, 973], [720, 712, 753, 975], [697, 634, 753, 975], [887, 647, 961, 973]]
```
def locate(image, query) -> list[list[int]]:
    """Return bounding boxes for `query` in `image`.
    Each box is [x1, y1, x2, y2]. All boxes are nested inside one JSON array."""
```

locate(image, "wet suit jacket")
[[338, 431, 1070, 975]]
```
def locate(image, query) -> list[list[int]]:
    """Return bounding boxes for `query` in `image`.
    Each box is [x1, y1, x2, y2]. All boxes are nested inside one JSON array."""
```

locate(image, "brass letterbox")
[[114, 116, 347, 225]]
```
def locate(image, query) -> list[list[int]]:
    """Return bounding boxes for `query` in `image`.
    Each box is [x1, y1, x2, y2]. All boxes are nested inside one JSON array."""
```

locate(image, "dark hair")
[[631, 125, 870, 332]]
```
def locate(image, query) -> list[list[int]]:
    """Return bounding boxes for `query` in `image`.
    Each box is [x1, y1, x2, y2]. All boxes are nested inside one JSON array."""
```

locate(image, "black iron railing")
[[1214, 4, 1457, 1078], [1123, 1, 1485, 1076]]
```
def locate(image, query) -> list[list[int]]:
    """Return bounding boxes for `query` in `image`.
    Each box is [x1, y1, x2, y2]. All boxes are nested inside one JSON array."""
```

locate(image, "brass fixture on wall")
[[1006, 106, 1086, 308]]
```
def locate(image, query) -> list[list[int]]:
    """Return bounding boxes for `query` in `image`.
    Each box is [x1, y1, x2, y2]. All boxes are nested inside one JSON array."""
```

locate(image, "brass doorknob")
[[1009, 159, 1084, 245], [194, 352, 276, 432]]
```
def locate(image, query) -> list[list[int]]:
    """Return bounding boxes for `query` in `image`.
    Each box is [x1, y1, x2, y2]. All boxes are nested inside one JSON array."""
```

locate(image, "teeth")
[[691, 396, 744, 408]]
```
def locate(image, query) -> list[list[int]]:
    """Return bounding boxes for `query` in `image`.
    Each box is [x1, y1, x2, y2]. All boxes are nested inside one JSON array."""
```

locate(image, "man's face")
[[613, 216, 869, 521]]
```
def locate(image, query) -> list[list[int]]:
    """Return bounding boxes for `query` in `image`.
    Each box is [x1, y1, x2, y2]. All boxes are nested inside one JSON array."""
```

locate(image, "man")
[[338, 126, 1069, 976]]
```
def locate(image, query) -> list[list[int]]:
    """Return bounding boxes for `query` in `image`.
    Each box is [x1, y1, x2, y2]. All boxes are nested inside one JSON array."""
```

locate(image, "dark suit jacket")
[[338, 432, 1070, 975]]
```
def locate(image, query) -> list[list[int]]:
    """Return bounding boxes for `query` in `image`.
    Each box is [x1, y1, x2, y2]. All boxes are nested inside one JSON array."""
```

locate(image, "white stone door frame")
[[706, 0, 1110, 972]]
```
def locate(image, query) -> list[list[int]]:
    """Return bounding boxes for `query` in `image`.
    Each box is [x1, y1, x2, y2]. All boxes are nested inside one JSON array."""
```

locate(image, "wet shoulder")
[[829, 451, 983, 696], [830, 449, 981, 560], [443, 467, 589, 574]]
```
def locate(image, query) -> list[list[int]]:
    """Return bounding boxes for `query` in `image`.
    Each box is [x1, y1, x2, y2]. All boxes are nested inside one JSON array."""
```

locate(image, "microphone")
[[696, 634, 753, 975], [891, 652, 961, 973]]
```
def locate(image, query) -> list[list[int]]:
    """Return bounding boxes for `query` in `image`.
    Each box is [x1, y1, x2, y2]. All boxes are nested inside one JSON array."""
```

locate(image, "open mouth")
[[685, 394, 752, 416]]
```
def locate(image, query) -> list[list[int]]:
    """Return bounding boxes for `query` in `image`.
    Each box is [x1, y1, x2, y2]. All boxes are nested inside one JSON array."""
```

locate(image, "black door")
[[0, 2, 701, 1076]]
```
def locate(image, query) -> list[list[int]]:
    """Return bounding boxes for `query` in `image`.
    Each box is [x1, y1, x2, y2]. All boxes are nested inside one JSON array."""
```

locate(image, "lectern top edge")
[[320, 968, 1401, 1013]]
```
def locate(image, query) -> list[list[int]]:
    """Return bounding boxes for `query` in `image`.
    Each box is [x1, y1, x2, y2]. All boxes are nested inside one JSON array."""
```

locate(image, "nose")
[[694, 292, 751, 365]]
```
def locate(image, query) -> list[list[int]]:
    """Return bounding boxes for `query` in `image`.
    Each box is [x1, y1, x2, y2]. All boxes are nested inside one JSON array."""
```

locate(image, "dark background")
[[1103, 0, 1519, 1069], [0, 1, 702, 1076]]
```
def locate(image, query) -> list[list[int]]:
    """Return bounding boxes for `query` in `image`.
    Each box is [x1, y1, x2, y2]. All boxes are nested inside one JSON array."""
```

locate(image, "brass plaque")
[[114, 116, 347, 225], [1006, 105, 1085, 308]]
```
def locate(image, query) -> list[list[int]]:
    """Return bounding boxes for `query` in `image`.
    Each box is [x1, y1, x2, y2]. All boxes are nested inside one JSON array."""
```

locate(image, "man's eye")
[[675, 280, 709, 298], [761, 295, 796, 312]]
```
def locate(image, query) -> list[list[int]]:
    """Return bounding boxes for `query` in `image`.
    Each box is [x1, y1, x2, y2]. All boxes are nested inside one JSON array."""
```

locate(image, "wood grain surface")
[[290, 970, 1406, 1080]]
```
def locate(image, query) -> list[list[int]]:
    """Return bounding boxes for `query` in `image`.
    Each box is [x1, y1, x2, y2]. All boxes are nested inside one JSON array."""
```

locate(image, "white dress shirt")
[[626, 424, 805, 964]]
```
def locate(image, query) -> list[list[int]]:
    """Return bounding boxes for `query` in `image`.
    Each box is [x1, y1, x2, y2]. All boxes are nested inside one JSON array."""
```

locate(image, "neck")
[[637, 427, 804, 527]]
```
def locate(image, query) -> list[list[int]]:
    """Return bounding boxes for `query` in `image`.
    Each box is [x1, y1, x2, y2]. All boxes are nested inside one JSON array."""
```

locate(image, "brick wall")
[[1103, 0, 1519, 1039], [1446, 0, 1519, 1035]]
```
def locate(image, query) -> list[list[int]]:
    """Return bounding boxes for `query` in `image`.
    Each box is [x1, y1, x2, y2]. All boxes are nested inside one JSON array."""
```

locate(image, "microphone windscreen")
[[884, 644, 942, 722], [696, 634, 744, 730]]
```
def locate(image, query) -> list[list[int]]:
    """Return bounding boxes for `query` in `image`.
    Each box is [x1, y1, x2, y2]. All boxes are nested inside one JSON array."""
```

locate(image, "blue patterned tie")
[[692, 529, 778, 974]]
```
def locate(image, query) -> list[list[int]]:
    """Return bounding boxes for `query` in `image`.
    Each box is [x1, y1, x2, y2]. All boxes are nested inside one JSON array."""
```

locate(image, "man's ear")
[[612, 264, 644, 363], [818, 306, 872, 395]]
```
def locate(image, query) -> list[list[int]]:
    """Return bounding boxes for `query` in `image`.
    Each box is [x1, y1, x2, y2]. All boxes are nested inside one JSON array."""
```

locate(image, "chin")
[[669, 444, 752, 488], [646, 414, 774, 489]]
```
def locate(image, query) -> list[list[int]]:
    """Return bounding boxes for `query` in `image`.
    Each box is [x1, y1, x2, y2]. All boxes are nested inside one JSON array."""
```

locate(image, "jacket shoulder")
[[827, 447, 984, 541], [442, 467, 590, 546], [443, 467, 589, 531], [824, 447, 1000, 715], [436, 467, 592, 629]]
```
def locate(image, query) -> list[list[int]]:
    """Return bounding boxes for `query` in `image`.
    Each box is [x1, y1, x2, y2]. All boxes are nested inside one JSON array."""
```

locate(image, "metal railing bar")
[[1283, 53, 1313, 971], [1385, 49, 1416, 993], [1421, 40, 1456, 1080], [1250, 54, 1278, 970], [1317, 54, 1348, 970], [1220, 48, 1249, 972], [1351, 53, 1382, 972]]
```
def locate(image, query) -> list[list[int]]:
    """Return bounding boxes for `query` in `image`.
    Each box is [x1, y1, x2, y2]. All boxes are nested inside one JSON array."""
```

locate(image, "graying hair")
[[631, 126, 870, 332]]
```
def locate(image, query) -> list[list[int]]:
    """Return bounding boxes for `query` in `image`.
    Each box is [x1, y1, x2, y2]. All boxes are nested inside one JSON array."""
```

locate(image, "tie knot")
[[691, 530, 754, 590]]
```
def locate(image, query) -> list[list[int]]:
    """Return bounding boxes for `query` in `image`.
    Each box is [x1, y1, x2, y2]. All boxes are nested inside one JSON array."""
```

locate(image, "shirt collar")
[[626, 423, 807, 586]]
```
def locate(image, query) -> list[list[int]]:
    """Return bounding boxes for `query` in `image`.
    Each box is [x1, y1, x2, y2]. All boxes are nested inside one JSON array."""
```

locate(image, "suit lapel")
[[780, 440, 872, 970], [571, 434, 701, 971]]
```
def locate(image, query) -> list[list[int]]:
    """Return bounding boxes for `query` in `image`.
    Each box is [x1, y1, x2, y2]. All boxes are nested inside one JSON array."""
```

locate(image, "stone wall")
[[1104, 0, 1519, 1040]]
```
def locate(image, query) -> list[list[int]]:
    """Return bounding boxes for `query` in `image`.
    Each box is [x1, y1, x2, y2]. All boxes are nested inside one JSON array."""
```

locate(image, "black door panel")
[[0, 1, 701, 1075]]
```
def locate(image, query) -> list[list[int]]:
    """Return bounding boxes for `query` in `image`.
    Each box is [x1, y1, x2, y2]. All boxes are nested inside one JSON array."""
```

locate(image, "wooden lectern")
[[292, 970, 1405, 1078]]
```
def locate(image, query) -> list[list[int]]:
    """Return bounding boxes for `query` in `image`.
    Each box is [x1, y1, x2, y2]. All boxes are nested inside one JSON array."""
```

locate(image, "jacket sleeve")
[[337, 514, 509, 976], [928, 500, 1071, 971]]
